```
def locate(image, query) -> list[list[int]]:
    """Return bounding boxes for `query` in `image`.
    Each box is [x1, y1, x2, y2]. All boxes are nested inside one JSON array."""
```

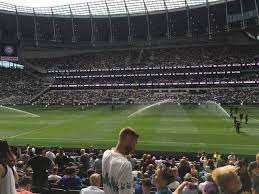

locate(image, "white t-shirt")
[[0, 165, 16, 194], [102, 150, 134, 194], [48, 174, 62, 182], [80, 186, 104, 194]]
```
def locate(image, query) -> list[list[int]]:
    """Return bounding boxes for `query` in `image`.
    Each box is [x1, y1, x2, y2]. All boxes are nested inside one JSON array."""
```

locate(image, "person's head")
[[208, 159, 215, 170], [17, 160, 24, 169], [142, 154, 147, 160], [141, 179, 153, 194], [171, 167, 179, 176], [18, 177, 32, 191], [87, 168, 96, 178], [89, 173, 102, 187], [256, 153, 259, 165], [0, 140, 16, 166], [212, 165, 241, 194], [152, 165, 175, 189], [0, 139, 10, 162], [117, 127, 139, 155], [183, 173, 198, 190], [80, 149, 86, 155], [65, 167, 76, 176], [98, 154, 102, 159], [179, 159, 188, 167], [148, 164, 154, 171], [25, 167, 33, 177]]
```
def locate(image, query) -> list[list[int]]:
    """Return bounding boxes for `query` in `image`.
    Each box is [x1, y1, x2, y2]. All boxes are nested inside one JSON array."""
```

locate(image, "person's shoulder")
[[0, 163, 6, 176], [103, 149, 112, 156], [80, 187, 89, 194], [103, 149, 117, 160]]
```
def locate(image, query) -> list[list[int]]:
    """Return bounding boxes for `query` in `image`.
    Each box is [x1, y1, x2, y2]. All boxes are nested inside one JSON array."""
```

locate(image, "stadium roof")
[[0, 0, 225, 17]]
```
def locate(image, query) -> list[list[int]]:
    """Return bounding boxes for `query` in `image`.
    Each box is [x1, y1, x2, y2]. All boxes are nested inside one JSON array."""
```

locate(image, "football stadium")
[[0, 0, 259, 193]]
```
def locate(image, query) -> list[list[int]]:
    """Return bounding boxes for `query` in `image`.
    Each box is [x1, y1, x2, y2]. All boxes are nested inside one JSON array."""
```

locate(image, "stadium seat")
[[31, 186, 49, 193], [66, 189, 80, 194], [48, 188, 66, 194]]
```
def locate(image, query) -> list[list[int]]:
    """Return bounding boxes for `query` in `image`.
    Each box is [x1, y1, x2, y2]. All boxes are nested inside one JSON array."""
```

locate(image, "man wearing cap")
[[102, 127, 139, 194]]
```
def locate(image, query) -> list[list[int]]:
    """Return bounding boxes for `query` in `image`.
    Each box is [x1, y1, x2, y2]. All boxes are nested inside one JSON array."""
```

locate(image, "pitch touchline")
[[8, 137, 259, 148], [8, 128, 43, 139]]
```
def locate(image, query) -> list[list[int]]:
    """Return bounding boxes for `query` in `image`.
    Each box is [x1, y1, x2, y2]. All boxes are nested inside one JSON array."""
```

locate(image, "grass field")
[[0, 104, 259, 155]]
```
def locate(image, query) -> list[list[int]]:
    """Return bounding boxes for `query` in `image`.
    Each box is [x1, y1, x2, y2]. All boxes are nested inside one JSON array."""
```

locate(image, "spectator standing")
[[80, 149, 90, 171], [94, 154, 102, 174], [102, 127, 139, 194], [0, 140, 18, 194], [26, 147, 54, 188]]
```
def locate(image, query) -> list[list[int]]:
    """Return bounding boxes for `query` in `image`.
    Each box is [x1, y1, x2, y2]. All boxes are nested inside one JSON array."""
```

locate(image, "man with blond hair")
[[102, 127, 139, 194], [80, 173, 104, 194], [212, 165, 241, 194]]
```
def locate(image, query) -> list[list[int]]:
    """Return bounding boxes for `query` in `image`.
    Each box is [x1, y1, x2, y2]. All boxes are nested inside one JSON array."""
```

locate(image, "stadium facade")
[[0, 0, 259, 58]]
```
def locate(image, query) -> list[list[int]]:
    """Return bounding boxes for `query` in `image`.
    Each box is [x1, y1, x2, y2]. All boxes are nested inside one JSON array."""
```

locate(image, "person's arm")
[[12, 166, 19, 183], [0, 164, 6, 191], [174, 181, 189, 194]]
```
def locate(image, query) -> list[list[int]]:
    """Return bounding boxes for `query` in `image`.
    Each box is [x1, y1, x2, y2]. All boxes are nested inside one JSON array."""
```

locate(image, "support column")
[[185, 0, 191, 37], [206, 0, 212, 39], [124, 0, 132, 42], [105, 0, 113, 43], [69, 5, 77, 42], [87, 3, 95, 45], [33, 8, 38, 46], [239, 0, 245, 29], [51, 8, 57, 41], [15, 6, 21, 40], [163, 0, 170, 40], [143, 0, 151, 42], [225, 0, 230, 32], [254, 0, 259, 25]]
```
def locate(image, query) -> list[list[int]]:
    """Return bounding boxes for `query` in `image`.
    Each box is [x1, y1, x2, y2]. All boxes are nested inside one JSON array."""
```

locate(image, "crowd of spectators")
[[35, 88, 259, 105], [28, 46, 259, 70], [1, 46, 259, 106], [0, 68, 46, 105], [52, 74, 259, 86], [1, 139, 259, 194]]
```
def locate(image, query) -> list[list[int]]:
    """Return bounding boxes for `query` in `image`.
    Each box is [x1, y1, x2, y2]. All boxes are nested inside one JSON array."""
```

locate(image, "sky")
[[2, 0, 90, 7]]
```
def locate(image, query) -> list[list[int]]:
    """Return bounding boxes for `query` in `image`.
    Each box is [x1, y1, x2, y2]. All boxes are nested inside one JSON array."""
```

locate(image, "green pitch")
[[0, 104, 258, 155]]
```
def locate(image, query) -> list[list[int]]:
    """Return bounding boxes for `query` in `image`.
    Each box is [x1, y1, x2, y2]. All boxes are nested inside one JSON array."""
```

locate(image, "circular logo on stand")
[[4, 46, 14, 56]]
